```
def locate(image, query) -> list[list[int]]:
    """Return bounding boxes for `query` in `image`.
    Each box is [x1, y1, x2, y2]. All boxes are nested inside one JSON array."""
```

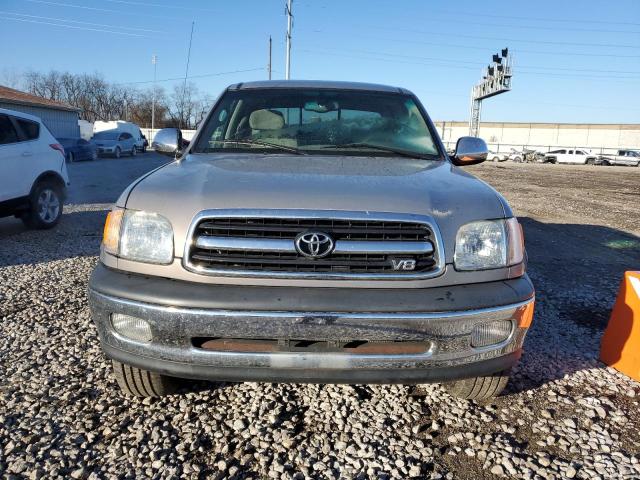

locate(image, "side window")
[[0, 115, 19, 145], [576, 150, 584, 155], [568, 150, 574, 154], [15, 118, 40, 141]]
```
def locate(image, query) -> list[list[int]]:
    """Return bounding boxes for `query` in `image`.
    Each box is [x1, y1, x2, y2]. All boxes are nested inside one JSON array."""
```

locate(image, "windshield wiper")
[[215, 139, 307, 155], [320, 143, 437, 159]]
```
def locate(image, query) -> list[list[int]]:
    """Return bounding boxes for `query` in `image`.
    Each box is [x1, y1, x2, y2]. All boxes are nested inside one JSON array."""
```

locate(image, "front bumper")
[[89, 265, 535, 384]]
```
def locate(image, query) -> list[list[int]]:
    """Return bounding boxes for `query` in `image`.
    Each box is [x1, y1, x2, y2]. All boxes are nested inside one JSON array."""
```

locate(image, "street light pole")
[[151, 54, 157, 135], [285, 0, 293, 80], [268, 36, 272, 80]]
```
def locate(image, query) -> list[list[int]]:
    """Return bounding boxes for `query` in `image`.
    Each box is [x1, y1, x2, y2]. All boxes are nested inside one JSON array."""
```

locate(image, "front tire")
[[112, 360, 178, 397], [22, 181, 63, 229], [114, 147, 121, 159], [443, 369, 511, 401], [131, 146, 137, 157], [67, 152, 74, 163]]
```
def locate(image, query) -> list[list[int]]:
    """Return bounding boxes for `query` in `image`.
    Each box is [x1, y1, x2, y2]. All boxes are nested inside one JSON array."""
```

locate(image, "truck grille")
[[184, 212, 443, 279]]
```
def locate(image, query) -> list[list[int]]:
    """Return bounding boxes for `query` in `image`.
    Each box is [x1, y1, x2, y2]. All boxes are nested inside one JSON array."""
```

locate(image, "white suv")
[[0, 108, 70, 228]]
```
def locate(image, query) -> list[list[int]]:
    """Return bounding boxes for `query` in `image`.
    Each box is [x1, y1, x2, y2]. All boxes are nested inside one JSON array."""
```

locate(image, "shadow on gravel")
[[0, 209, 107, 268], [506, 217, 640, 394]]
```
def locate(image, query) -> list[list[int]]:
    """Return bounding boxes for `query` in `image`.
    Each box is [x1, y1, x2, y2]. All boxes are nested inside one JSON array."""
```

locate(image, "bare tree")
[[15, 69, 210, 129]]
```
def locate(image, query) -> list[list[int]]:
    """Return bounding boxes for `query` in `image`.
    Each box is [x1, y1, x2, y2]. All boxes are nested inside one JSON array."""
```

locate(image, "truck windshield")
[[193, 89, 441, 159]]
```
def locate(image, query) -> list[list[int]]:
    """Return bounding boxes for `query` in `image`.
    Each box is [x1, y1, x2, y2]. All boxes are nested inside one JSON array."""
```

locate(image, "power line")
[[1, 10, 163, 33], [22, 0, 184, 21], [428, 8, 640, 27], [0, 15, 151, 37], [321, 46, 640, 75], [298, 48, 640, 81], [101, 0, 219, 11], [309, 28, 640, 50], [340, 33, 640, 59], [405, 30, 640, 50], [115, 67, 266, 85]]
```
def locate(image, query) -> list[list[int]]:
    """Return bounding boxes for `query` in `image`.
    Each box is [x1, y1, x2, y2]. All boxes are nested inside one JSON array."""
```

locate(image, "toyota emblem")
[[295, 231, 334, 258]]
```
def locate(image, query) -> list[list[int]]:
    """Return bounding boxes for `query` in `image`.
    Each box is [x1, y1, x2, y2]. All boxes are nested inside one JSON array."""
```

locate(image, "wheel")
[[111, 360, 178, 397], [142, 146, 147, 153], [513, 156, 522, 163], [21, 181, 63, 229], [601, 159, 610, 166], [114, 147, 121, 159], [67, 152, 74, 163], [586, 158, 595, 165], [131, 146, 137, 157], [443, 369, 511, 401]]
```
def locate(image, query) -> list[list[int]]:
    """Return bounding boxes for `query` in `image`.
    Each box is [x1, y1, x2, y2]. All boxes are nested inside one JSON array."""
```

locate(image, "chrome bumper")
[[89, 288, 534, 383]]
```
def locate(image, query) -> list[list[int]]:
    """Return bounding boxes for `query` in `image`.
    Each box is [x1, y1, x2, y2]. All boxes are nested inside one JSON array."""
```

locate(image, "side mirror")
[[152, 128, 183, 156], [451, 136, 488, 166]]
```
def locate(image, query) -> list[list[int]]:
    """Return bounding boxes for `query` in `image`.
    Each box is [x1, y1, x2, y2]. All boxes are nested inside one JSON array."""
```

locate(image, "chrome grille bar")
[[195, 236, 433, 255], [195, 236, 294, 252]]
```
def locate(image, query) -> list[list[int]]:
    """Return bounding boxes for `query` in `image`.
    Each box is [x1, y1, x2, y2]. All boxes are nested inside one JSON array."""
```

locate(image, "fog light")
[[111, 313, 152, 342], [471, 320, 513, 348]]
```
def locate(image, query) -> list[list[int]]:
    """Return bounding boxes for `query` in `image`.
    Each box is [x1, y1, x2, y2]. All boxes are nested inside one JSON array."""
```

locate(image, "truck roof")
[[227, 80, 412, 95]]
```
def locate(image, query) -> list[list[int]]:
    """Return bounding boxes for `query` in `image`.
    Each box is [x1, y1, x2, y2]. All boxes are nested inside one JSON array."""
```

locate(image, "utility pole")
[[285, 0, 293, 80], [469, 48, 513, 137], [181, 21, 195, 128], [268, 36, 272, 80], [151, 54, 157, 134]]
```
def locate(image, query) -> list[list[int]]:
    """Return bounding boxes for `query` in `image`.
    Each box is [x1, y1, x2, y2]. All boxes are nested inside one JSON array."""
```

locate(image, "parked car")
[[487, 150, 503, 162], [94, 121, 146, 153], [92, 131, 137, 158], [89, 80, 534, 401], [504, 148, 524, 162], [0, 108, 69, 228], [597, 150, 640, 167], [544, 148, 597, 165], [58, 137, 97, 162]]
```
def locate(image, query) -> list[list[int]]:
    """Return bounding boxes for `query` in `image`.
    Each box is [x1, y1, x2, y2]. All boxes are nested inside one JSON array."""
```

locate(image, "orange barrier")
[[600, 271, 640, 382]]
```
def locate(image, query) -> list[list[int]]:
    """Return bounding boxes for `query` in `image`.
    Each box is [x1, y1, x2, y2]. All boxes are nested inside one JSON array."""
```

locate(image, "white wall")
[[436, 121, 640, 154]]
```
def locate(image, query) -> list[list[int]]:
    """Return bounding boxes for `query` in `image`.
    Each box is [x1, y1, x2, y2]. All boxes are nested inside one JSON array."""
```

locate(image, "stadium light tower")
[[469, 48, 513, 137]]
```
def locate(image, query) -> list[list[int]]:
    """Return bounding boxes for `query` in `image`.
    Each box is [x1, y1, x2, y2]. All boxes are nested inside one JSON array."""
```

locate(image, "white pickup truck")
[[597, 150, 640, 167], [544, 148, 598, 165]]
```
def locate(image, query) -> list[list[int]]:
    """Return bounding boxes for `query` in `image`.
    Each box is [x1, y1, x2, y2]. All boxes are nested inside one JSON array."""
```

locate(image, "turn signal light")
[[103, 209, 124, 254]]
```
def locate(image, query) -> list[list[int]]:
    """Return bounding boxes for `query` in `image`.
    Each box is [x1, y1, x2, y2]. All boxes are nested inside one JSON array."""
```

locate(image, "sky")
[[1, 0, 639, 123]]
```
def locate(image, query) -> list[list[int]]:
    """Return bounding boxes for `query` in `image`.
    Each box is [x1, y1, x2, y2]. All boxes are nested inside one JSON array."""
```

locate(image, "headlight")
[[454, 218, 524, 271], [102, 208, 174, 264]]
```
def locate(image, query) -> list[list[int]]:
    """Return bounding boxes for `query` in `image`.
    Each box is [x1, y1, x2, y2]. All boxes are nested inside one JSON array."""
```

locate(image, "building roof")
[[0, 85, 80, 112], [228, 80, 411, 94]]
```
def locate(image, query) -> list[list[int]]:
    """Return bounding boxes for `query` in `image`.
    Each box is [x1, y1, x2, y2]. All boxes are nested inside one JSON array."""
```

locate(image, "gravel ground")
[[1, 157, 639, 479]]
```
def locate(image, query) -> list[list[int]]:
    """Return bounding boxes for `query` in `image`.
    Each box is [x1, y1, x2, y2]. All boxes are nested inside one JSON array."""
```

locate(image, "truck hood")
[[123, 153, 507, 262]]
